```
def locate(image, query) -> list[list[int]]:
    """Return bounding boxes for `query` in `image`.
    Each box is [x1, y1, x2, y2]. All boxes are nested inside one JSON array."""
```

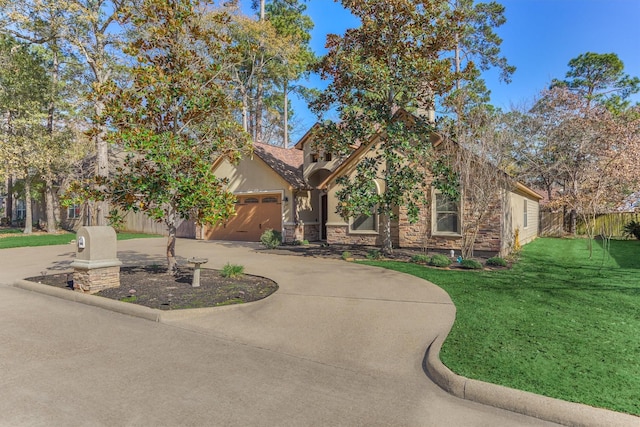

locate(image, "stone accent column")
[[70, 226, 122, 294]]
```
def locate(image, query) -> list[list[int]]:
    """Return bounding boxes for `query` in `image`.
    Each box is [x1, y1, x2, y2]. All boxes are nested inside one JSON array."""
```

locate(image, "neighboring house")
[[199, 117, 542, 255], [2, 195, 46, 227]]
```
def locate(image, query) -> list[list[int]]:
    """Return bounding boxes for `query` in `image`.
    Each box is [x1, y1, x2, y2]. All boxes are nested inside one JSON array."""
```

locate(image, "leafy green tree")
[[311, 0, 470, 254], [0, 0, 124, 227], [264, 0, 316, 146], [2, 0, 68, 231], [0, 35, 50, 233], [103, 0, 249, 274], [552, 52, 640, 113], [220, 0, 315, 146], [221, 11, 281, 139], [66, 0, 128, 225], [444, 0, 514, 132]]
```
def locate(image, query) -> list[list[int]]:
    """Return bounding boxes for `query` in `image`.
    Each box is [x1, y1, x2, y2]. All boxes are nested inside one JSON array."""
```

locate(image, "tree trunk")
[[45, 177, 57, 233], [44, 46, 58, 234], [462, 226, 477, 259], [455, 32, 461, 91], [381, 213, 393, 256], [255, 3, 265, 143], [255, 64, 264, 142], [23, 177, 32, 234], [570, 209, 577, 235], [166, 209, 178, 275], [242, 89, 249, 132], [283, 78, 288, 148], [95, 98, 109, 226], [570, 178, 578, 235], [6, 174, 13, 223], [53, 190, 60, 225]]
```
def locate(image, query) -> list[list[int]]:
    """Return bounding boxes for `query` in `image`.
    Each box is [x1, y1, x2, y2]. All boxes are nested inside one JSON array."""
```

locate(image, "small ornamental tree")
[[441, 105, 516, 258], [103, 0, 249, 274]]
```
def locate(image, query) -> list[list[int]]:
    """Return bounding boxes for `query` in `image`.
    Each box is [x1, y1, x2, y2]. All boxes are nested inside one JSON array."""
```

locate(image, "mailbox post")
[[70, 226, 122, 294]]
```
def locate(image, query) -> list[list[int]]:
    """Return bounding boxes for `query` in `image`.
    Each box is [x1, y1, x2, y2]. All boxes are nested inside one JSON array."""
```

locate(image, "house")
[[199, 142, 321, 243], [1, 193, 46, 227], [198, 118, 543, 255]]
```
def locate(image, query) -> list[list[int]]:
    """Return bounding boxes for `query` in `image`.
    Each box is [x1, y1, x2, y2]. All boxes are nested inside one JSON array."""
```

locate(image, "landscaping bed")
[[267, 242, 502, 267], [26, 266, 278, 310]]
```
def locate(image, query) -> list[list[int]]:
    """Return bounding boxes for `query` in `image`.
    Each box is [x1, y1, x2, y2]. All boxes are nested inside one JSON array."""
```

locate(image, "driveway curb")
[[13, 279, 258, 323], [425, 333, 639, 427], [13, 280, 162, 323]]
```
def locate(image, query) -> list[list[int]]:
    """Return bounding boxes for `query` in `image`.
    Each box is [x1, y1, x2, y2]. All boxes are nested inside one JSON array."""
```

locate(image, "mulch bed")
[[264, 243, 499, 263], [26, 266, 278, 310]]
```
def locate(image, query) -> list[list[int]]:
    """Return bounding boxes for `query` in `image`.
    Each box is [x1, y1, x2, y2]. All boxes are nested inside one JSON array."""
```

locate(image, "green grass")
[[0, 230, 161, 249], [363, 238, 640, 416], [0, 228, 23, 235]]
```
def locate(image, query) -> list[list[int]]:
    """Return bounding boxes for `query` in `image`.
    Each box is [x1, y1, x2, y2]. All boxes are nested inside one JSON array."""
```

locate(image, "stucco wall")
[[510, 189, 540, 245], [295, 190, 318, 223], [214, 156, 294, 224], [324, 140, 389, 244], [301, 140, 342, 184]]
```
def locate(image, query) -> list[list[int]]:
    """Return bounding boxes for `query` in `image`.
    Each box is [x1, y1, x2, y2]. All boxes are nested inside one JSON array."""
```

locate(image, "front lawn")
[[0, 229, 160, 249], [363, 238, 640, 416]]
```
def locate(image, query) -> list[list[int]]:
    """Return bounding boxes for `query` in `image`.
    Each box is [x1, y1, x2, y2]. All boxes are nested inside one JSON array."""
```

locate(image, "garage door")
[[205, 194, 282, 242]]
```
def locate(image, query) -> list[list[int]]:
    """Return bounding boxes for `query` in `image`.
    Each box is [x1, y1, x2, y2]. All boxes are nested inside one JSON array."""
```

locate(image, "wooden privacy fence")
[[576, 212, 639, 237], [539, 211, 565, 236], [539, 211, 639, 238], [120, 210, 196, 238]]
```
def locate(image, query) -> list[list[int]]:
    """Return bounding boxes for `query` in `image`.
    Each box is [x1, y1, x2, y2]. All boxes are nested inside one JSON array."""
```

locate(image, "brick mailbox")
[[70, 226, 122, 294]]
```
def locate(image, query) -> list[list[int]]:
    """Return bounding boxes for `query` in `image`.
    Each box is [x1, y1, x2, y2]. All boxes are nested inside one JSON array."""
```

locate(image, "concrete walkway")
[[0, 238, 565, 426]]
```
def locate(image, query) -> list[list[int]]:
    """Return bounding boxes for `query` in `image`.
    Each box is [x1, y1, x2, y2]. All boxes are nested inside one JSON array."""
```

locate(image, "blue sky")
[[246, 0, 640, 141]]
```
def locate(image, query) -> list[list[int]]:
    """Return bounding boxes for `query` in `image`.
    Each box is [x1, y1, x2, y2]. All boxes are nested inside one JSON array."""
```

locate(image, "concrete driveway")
[[0, 238, 559, 426]]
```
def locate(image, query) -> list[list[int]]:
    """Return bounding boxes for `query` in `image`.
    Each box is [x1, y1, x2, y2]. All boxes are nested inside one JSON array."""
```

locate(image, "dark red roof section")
[[253, 142, 308, 190]]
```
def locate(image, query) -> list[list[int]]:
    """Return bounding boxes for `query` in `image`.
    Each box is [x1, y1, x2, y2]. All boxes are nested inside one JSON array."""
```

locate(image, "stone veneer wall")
[[283, 223, 321, 243], [314, 165, 508, 253], [397, 190, 503, 253], [303, 224, 320, 242], [73, 266, 120, 294], [326, 225, 381, 246]]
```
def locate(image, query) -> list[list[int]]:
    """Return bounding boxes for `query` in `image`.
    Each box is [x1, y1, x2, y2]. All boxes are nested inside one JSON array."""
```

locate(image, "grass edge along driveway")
[[0, 230, 160, 249], [363, 238, 640, 416]]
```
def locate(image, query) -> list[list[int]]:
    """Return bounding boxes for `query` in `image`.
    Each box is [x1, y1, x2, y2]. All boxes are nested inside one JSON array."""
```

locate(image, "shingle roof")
[[253, 142, 308, 190]]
